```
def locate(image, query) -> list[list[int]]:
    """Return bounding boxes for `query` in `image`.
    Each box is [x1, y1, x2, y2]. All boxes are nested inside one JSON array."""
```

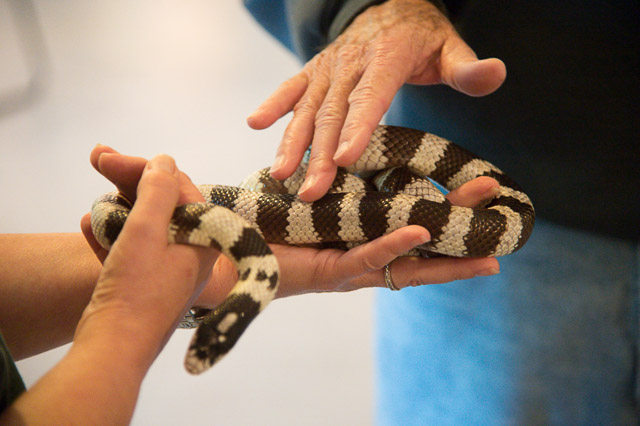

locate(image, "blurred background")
[[0, 1, 375, 424]]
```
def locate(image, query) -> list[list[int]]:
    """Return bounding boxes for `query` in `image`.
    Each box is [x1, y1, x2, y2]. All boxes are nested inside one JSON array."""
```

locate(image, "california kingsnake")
[[90, 125, 535, 374]]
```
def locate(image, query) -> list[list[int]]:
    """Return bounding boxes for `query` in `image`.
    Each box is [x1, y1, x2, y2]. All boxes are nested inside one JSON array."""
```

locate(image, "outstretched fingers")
[[384, 256, 499, 289], [333, 58, 407, 167], [296, 48, 368, 201], [331, 176, 503, 291], [268, 73, 329, 183], [338, 226, 431, 276], [333, 226, 499, 291]]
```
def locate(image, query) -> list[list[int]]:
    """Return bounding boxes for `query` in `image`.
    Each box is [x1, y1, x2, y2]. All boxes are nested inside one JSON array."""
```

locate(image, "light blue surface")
[[376, 220, 639, 424]]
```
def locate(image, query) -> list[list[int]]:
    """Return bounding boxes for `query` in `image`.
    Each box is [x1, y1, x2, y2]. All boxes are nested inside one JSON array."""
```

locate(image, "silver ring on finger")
[[384, 263, 400, 291]]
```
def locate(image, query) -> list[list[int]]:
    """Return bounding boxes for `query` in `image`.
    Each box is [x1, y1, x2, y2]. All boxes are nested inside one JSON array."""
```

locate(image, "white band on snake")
[[90, 125, 535, 374]]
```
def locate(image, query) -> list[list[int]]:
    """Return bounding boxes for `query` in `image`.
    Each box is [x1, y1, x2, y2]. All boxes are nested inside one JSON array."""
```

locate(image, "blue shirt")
[[244, 0, 639, 239]]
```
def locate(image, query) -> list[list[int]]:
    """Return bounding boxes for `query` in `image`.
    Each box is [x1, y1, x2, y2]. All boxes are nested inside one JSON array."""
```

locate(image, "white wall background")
[[1, 1, 375, 424]]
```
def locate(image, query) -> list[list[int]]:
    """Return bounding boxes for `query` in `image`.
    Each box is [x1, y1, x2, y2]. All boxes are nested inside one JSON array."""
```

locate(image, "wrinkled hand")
[[82, 146, 499, 311], [247, 0, 506, 201]]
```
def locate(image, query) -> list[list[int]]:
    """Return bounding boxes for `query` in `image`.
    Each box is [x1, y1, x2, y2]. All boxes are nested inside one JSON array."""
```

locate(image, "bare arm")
[[1, 147, 500, 423], [0, 146, 500, 361], [1, 155, 218, 425], [0, 233, 101, 360]]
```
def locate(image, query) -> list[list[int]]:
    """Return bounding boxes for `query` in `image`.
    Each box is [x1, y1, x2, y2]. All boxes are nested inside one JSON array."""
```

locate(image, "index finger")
[[333, 60, 407, 166]]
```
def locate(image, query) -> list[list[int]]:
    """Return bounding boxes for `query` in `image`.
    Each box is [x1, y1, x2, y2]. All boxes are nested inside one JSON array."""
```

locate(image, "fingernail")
[[99, 152, 116, 161], [412, 233, 431, 247], [270, 154, 284, 175], [149, 154, 175, 173], [333, 141, 349, 161], [476, 267, 500, 277], [298, 175, 317, 196], [484, 186, 501, 198]]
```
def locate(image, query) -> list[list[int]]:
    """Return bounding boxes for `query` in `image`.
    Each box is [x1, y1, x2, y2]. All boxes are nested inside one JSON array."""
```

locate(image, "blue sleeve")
[[242, 0, 295, 53], [244, 1, 449, 61], [243, 0, 387, 61]]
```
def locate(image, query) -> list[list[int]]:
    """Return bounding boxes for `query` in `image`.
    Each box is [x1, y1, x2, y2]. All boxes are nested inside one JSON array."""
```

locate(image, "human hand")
[[81, 146, 205, 263], [79, 148, 218, 355], [247, 0, 506, 201], [208, 176, 500, 299], [82, 147, 499, 307], [1, 151, 218, 425]]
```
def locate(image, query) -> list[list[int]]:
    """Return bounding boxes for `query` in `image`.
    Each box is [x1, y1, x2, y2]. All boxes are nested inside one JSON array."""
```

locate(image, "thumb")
[[439, 36, 506, 97], [120, 154, 181, 249]]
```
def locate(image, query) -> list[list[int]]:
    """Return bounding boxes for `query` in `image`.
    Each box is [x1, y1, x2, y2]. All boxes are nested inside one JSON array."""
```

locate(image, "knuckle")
[[341, 117, 374, 138], [407, 277, 427, 288], [304, 55, 331, 81], [280, 132, 300, 151], [339, 123, 361, 142], [371, 44, 396, 62], [307, 152, 336, 172], [359, 257, 381, 274], [144, 169, 177, 188], [336, 44, 362, 64], [314, 103, 344, 130], [292, 101, 316, 118], [358, 245, 392, 274], [348, 83, 387, 110]]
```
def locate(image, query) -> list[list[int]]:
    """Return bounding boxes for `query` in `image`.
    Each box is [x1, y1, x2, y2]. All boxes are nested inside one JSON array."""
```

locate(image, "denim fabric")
[[376, 220, 639, 425]]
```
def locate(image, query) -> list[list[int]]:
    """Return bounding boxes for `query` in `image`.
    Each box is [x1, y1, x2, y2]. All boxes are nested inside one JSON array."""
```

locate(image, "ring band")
[[384, 264, 400, 291]]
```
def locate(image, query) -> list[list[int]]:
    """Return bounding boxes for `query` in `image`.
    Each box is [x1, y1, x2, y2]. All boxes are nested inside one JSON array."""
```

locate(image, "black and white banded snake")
[[91, 125, 535, 374]]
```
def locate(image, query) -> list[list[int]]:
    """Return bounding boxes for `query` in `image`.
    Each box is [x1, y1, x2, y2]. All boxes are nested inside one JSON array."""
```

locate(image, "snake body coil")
[[91, 125, 535, 374]]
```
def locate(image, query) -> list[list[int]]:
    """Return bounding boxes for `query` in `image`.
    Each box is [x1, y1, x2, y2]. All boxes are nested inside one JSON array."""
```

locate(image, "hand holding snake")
[[86, 0, 528, 373], [77, 154, 218, 381], [85, 134, 513, 372]]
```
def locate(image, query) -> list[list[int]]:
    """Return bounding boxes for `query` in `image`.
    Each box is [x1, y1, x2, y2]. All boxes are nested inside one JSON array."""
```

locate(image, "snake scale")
[[91, 125, 535, 374]]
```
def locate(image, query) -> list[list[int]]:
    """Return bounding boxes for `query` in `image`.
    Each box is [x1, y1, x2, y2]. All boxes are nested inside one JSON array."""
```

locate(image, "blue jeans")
[[376, 220, 639, 425]]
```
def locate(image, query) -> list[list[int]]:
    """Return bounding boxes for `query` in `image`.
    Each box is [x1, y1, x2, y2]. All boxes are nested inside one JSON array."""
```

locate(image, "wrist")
[[328, 0, 448, 42], [73, 305, 174, 375], [6, 321, 151, 425]]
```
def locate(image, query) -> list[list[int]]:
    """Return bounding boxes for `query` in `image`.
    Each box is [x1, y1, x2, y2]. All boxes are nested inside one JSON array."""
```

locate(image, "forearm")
[[0, 233, 102, 359], [1, 315, 160, 425], [1, 154, 218, 423]]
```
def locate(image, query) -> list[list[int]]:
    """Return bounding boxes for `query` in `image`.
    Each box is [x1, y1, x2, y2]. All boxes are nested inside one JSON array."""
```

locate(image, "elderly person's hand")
[[247, 0, 506, 201], [82, 146, 499, 310]]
